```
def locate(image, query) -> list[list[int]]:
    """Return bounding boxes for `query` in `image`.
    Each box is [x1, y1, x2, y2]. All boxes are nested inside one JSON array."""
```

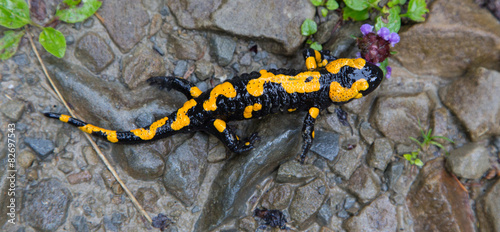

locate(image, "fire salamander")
[[45, 49, 383, 163]]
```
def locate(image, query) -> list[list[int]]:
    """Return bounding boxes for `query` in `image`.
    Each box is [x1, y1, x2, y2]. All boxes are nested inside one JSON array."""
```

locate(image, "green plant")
[[403, 150, 424, 167], [0, 0, 102, 59], [300, 0, 429, 51], [409, 120, 454, 153], [403, 120, 454, 167]]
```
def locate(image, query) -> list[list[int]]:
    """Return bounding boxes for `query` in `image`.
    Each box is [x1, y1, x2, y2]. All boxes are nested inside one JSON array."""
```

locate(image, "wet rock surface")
[[407, 158, 475, 232], [439, 67, 500, 141], [2, 0, 500, 231], [23, 178, 72, 231]]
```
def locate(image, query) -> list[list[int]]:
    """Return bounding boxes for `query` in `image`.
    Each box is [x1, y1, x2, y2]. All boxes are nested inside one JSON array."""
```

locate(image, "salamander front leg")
[[299, 107, 320, 163], [148, 76, 203, 99], [207, 119, 260, 153], [302, 48, 338, 70]]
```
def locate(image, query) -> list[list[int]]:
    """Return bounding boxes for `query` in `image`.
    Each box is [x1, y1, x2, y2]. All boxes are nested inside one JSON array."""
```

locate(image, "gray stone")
[[317, 201, 333, 226], [289, 178, 328, 226], [367, 138, 393, 170], [173, 60, 189, 77], [343, 197, 356, 210], [446, 143, 491, 179], [347, 165, 381, 203], [439, 67, 500, 141], [209, 34, 236, 66], [57, 160, 74, 174], [239, 53, 252, 66], [135, 113, 155, 128], [122, 45, 166, 89], [71, 216, 90, 232], [117, 145, 165, 180], [135, 187, 159, 212], [98, 0, 149, 52], [24, 137, 55, 159], [260, 184, 293, 210], [169, 33, 205, 60], [276, 161, 321, 183], [82, 17, 94, 28], [310, 130, 340, 161], [167, 0, 315, 55], [371, 92, 434, 144], [18, 149, 36, 168], [477, 179, 500, 232], [359, 121, 379, 145], [65, 35, 75, 45], [194, 113, 303, 231], [12, 53, 29, 66], [329, 144, 363, 179], [384, 161, 405, 189], [75, 32, 115, 73], [345, 194, 397, 232], [194, 60, 214, 80], [23, 178, 72, 231], [394, 0, 500, 78], [162, 133, 208, 206], [0, 99, 25, 122], [407, 158, 475, 232]]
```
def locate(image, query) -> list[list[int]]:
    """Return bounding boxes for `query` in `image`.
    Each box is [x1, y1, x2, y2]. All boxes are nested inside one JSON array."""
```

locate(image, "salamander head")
[[326, 58, 384, 103]]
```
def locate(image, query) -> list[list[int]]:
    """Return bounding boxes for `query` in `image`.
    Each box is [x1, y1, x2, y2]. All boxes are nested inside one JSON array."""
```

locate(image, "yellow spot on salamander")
[[79, 124, 118, 143], [329, 79, 369, 102], [243, 103, 263, 118], [203, 82, 237, 111], [190, 87, 203, 98], [130, 116, 169, 140], [325, 58, 366, 74], [171, 99, 197, 130], [312, 131, 315, 139], [245, 142, 250, 146], [213, 119, 226, 133], [288, 108, 297, 112], [59, 114, 71, 123], [309, 107, 320, 119], [314, 50, 321, 63], [246, 70, 321, 97]]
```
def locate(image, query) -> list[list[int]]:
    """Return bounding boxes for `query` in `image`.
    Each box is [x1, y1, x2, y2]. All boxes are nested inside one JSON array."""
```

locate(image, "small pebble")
[[67, 170, 92, 184]]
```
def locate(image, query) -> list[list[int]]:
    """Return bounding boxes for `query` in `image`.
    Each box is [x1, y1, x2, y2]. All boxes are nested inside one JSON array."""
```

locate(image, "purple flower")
[[386, 66, 392, 79], [360, 24, 374, 36], [388, 32, 400, 47], [377, 27, 391, 40]]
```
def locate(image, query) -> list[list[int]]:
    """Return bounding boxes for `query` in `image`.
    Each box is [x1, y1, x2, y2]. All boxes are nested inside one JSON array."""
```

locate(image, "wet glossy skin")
[[45, 48, 384, 162]]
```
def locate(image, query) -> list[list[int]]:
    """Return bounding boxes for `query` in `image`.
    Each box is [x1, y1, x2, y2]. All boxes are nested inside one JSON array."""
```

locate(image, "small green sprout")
[[0, 0, 102, 60], [409, 120, 454, 153], [403, 150, 424, 167]]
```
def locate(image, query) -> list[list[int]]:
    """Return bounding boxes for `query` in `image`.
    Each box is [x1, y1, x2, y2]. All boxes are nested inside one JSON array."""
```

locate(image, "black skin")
[[44, 49, 384, 163]]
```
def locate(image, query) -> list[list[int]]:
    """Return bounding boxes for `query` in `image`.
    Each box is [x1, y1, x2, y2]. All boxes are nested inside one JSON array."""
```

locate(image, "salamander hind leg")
[[207, 119, 260, 153], [148, 76, 203, 99], [303, 48, 338, 70]]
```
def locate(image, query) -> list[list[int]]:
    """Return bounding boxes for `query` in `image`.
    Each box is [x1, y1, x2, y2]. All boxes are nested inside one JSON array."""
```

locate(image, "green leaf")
[[414, 159, 424, 167], [301, 19, 317, 36], [326, 0, 339, 10], [0, 0, 31, 29], [432, 136, 455, 143], [310, 0, 323, 6], [429, 141, 444, 150], [409, 136, 422, 146], [343, 7, 369, 21], [39, 27, 66, 58], [343, 0, 370, 11], [375, 6, 401, 33], [310, 42, 322, 51], [321, 8, 329, 17], [63, 0, 82, 6], [56, 0, 102, 23], [403, 154, 412, 161], [0, 30, 25, 60], [405, 0, 428, 22]]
